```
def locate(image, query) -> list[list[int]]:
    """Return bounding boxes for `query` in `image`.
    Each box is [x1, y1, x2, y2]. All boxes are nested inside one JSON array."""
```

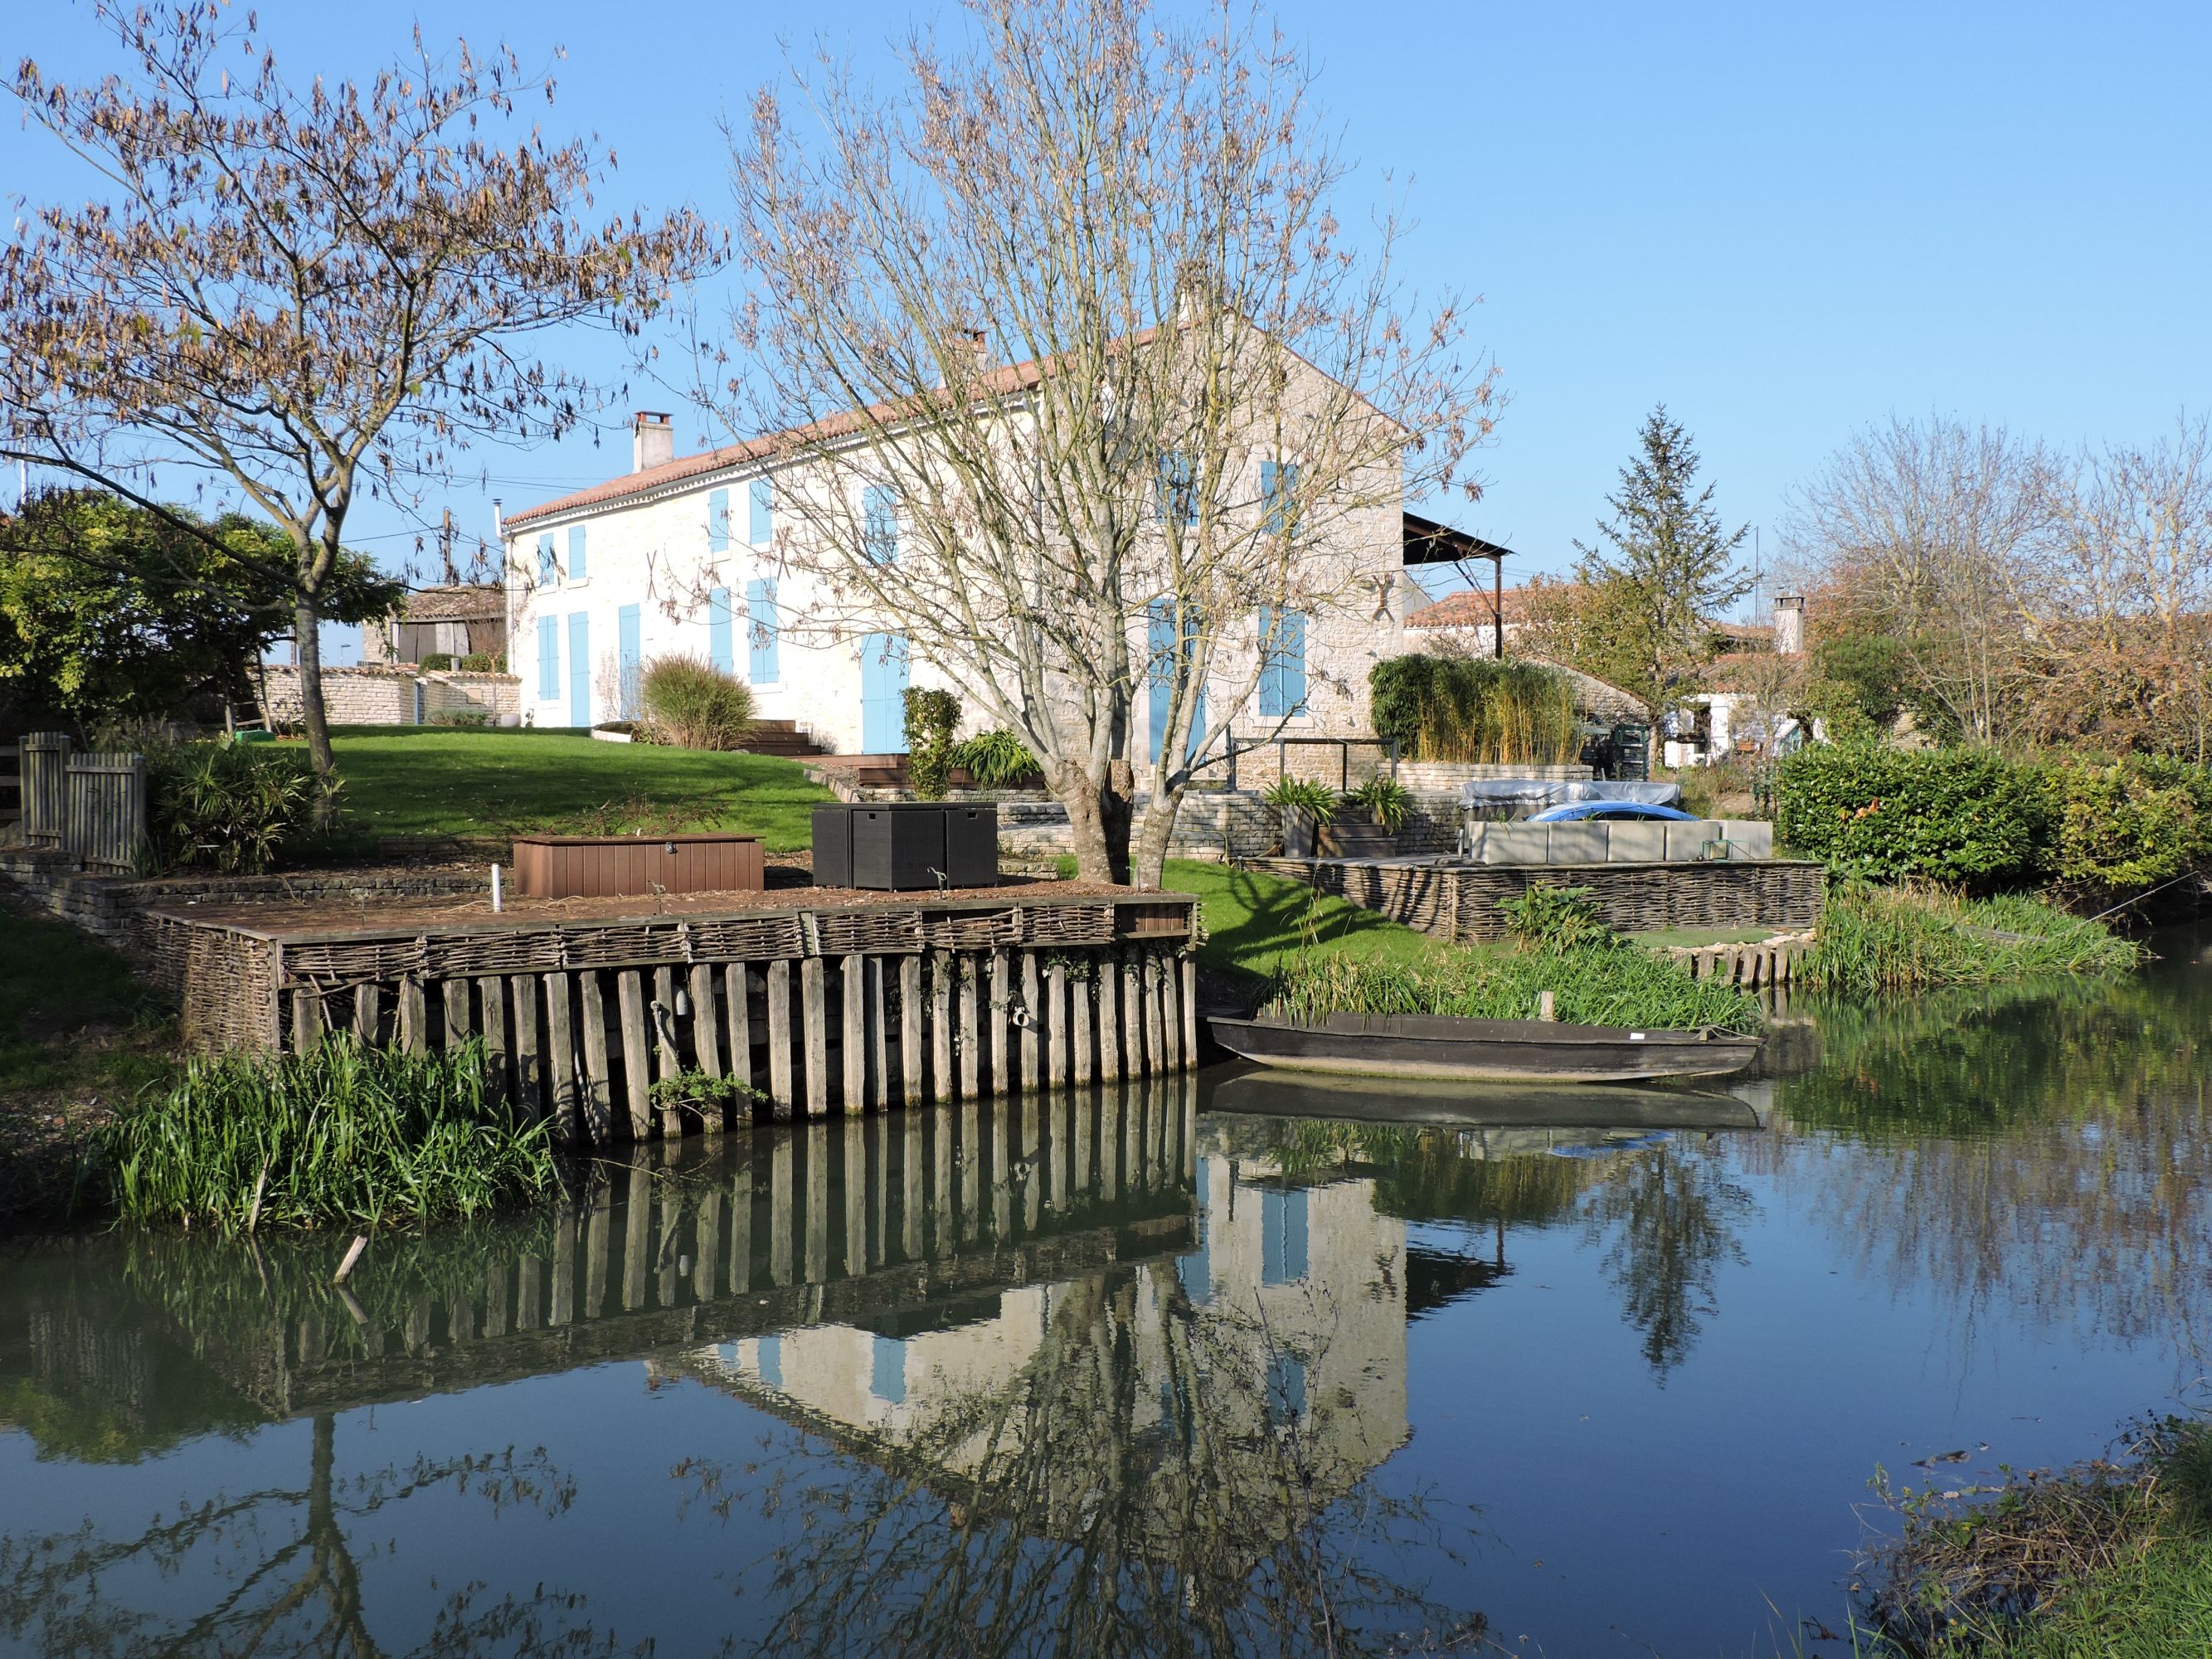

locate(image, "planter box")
[[1319, 820, 1398, 859], [1281, 806, 1318, 859], [511, 834, 763, 899]]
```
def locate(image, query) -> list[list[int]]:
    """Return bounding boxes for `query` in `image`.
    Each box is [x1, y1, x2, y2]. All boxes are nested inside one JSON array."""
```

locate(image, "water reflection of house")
[[668, 1148, 1411, 1507]]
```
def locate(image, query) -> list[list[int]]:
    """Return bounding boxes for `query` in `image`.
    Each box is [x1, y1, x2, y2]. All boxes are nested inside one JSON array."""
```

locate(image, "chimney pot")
[[1774, 595, 1805, 656], [632, 411, 674, 474]]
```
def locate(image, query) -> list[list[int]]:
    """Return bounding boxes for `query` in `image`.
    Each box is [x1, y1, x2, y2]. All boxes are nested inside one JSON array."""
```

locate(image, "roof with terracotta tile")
[[1404, 585, 1539, 630]]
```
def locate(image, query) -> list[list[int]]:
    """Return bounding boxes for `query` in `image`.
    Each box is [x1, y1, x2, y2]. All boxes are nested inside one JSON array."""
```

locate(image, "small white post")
[[491, 864, 503, 912], [1538, 989, 1557, 1021]]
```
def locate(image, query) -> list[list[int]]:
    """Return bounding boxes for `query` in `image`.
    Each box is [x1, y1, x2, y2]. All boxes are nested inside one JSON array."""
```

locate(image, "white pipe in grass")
[[492, 864, 503, 912]]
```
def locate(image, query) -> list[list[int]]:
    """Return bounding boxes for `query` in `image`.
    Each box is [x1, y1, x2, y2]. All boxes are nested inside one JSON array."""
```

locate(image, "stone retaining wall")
[[258, 664, 521, 727]]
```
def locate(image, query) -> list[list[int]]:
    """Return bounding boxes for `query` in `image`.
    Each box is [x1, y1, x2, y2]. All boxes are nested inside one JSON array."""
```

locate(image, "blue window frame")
[[536, 615, 560, 700], [537, 534, 557, 587], [870, 1335, 907, 1404], [1146, 598, 1205, 764], [1261, 1187, 1310, 1286], [707, 488, 730, 552], [1261, 460, 1300, 537], [617, 604, 642, 721], [567, 523, 588, 582], [1157, 452, 1197, 526], [707, 586, 733, 674], [1257, 606, 1307, 718], [749, 478, 773, 545], [746, 578, 779, 684], [566, 612, 590, 727], [863, 484, 897, 564]]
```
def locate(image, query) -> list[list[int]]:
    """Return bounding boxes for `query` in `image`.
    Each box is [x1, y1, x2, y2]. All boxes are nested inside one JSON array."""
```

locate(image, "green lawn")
[[323, 727, 834, 852], [1160, 859, 1450, 979]]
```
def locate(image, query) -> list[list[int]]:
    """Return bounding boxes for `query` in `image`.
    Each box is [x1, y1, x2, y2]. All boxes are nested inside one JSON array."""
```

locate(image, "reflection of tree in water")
[[682, 1264, 1490, 1658], [0, 1411, 612, 1657], [1580, 1141, 1753, 1379], [1756, 972, 2212, 1347]]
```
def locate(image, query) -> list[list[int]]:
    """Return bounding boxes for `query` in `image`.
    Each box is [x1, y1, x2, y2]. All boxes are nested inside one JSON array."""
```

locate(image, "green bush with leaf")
[[637, 654, 756, 751], [902, 687, 960, 798], [1261, 775, 1337, 820], [417, 651, 454, 671], [146, 741, 336, 873], [2038, 755, 2204, 896], [950, 727, 1043, 788], [1368, 655, 1578, 765], [455, 651, 505, 673], [1496, 883, 1616, 952], [1774, 742, 2052, 892], [1340, 776, 1412, 833]]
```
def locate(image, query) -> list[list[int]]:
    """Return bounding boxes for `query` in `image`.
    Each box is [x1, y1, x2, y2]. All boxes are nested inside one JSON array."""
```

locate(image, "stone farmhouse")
[[500, 340, 1467, 780]]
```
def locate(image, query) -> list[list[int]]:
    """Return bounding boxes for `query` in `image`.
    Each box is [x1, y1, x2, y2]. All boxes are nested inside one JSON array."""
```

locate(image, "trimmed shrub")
[[1773, 743, 2051, 891], [2039, 756, 2204, 897], [418, 651, 455, 671], [636, 654, 756, 751], [456, 651, 505, 673], [146, 741, 337, 873], [902, 687, 960, 799], [1368, 656, 1578, 765]]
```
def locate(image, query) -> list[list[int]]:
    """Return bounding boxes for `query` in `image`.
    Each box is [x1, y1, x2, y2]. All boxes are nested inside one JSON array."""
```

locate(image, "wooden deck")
[[137, 882, 1202, 1145]]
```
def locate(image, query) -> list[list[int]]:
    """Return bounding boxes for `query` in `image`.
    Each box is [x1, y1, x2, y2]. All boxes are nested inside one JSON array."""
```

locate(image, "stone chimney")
[[1773, 594, 1805, 656], [632, 411, 674, 474]]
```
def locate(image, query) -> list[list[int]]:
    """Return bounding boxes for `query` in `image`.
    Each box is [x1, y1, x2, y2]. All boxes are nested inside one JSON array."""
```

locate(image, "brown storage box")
[[511, 834, 765, 899]]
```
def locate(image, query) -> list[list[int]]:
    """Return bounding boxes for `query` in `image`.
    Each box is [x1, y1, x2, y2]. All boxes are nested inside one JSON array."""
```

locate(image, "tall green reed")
[[1261, 946, 1763, 1034], [1799, 883, 2143, 997]]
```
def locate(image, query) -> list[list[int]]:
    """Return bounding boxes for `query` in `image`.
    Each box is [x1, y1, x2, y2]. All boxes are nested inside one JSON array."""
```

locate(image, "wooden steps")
[[741, 719, 825, 759]]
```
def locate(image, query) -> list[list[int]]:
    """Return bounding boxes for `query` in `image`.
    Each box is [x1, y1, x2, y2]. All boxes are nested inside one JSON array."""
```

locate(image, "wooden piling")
[[399, 976, 427, 1053], [1072, 968, 1094, 1086], [1180, 956, 1198, 1069], [511, 975, 542, 1122], [1121, 951, 1145, 1078], [688, 961, 723, 1096], [931, 951, 955, 1104], [766, 961, 795, 1118], [577, 973, 615, 1144], [352, 982, 381, 1044], [479, 977, 508, 1107], [1159, 954, 1180, 1073], [866, 958, 891, 1111], [801, 958, 830, 1118], [898, 956, 924, 1107], [1143, 951, 1167, 1077], [958, 958, 981, 1099], [543, 973, 580, 1146], [1018, 951, 1043, 1087], [726, 964, 754, 1092], [615, 970, 653, 1139], [442, 979, 471, 1046], [843, 953, 868, 1111], [291, 987, 321, 1052], [1096, 956, 1121, 1083], [1046, 961, 1069, 1085], [988, 949, 1012, 1096]]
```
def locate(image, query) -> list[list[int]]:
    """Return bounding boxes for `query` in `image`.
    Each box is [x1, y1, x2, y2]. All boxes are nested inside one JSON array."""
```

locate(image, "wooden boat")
[[1203, 1066, 1763, 1132], [1206, 1010, 1762, 1085]]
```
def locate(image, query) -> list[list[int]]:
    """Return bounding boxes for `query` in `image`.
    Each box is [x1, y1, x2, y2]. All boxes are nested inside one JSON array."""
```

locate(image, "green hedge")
[[1368, 656, 1578, 765], [1775, 744, 2052, 891], [1777, 744, 2212, 897]]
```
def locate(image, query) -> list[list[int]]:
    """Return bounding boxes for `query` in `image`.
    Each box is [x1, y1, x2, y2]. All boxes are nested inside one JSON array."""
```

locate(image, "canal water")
[[2, 928, 2207, 1657]]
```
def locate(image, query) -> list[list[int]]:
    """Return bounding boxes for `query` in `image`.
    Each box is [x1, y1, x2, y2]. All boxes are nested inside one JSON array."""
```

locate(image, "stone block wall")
[[258, 664, 522, 727]]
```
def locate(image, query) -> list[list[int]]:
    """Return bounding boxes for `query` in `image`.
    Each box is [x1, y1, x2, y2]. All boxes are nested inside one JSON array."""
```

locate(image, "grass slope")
[[1160, 859, 1450, 977], [323, 727, 834, 851]]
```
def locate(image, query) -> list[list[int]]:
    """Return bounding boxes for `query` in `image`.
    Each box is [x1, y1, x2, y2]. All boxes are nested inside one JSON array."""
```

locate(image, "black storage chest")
[[811, 802, 999, 890]]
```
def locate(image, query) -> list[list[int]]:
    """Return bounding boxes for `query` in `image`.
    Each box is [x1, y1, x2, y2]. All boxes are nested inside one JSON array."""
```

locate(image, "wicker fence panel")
[[424, 931, 566, 979], [922, 909, 1020, 951], [814, 909, 924, 956], [560, 923, 693, 970], [686, 915, 806, 961], [283, 937, 429, 985], [1018, 902, 1117, 947]]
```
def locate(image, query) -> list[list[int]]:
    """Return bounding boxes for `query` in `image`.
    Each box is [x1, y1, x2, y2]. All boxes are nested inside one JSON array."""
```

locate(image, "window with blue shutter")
[[756, 1334, 782, 1388], [870, 1335, 907, 1404], [707, 488, 730, 552], [749, 478, 773, 545], [747, 578, 779, 683], [1262, 460, 1300, 537], [707, 586, 733, 674], [537, 534, 557, 587], [617, 604, 642, 719], [1157, 452, 1197, 526], [537, 615, 560, 699], [567, 523, 587, 582], [1261, 1187, 1310, 1285], [1147, 598, 1206, 763], [1257, 606, 1307, 718], [863, 485, 897, 563], [1264, 1351, 1308, 1428]]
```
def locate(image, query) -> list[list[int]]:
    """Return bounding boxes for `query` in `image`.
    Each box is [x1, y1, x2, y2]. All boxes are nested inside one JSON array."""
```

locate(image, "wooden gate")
[[20, 731, 147, 873]]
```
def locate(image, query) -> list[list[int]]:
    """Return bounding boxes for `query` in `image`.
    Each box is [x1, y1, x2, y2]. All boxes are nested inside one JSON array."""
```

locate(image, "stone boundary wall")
[[0, 848, 486, 949], [258, 664, 521, 727], [991, 792, 1281, 864]]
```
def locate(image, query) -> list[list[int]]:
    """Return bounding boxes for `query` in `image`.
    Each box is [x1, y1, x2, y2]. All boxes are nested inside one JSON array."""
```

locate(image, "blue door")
[[859, 632, 910, 752], [617, 604, 642, 720], [567, 612, 590, 727], [1147, 599, 1204, 764]]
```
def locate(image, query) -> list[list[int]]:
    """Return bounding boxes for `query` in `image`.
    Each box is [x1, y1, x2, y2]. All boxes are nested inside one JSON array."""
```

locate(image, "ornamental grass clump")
[[1800, 883, 2144, 997], [100, 1037, 560, 1231], [637, 654, 756, 751]]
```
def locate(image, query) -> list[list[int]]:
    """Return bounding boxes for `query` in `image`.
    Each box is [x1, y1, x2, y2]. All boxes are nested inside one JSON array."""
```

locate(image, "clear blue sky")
[[8, 2, 2210, 657]]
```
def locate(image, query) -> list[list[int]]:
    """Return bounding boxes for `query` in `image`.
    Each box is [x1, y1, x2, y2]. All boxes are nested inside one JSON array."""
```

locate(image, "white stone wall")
[[257, 664, 521, 727]]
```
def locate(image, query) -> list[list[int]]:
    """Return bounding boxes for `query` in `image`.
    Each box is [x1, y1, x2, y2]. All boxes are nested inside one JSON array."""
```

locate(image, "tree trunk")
[[294, 594, 335, 780], [1057, 759, 1135, 885], [1130, 773, 1183, 891]]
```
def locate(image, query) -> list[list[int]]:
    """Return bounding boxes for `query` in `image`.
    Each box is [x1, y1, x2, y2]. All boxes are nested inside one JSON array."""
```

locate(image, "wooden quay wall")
[[1245, 856, 1826, 944], [138, 890, 1202, 1145]]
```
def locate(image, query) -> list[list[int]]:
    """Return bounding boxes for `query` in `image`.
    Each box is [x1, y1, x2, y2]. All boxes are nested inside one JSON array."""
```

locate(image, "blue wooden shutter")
[[1258, 606, 1306, 718], [749, 479, 773, 544], [747, 578, 779, 683], [707, 586, 733, 674], [617, 604, 642, 719], [707, 488, 730, 552], [863, 485, 897, 563], [537, 615, 560, 699], [566, 612, 590, 726], [1262, 460, 1300, 537], [567, 523, 588, 582], [537, 534, 557, 587]]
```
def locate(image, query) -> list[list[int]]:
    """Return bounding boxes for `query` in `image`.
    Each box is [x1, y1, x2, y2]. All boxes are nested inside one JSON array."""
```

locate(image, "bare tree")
[[0, 3, 715, 776], [699, 0, 1493, 883], [1783, 417, 2053, 746]]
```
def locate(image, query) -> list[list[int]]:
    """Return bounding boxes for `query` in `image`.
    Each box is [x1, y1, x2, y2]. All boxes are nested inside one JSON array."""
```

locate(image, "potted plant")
[[1321, 776, 1412, 857], [1262, 775, 1337, 858]]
